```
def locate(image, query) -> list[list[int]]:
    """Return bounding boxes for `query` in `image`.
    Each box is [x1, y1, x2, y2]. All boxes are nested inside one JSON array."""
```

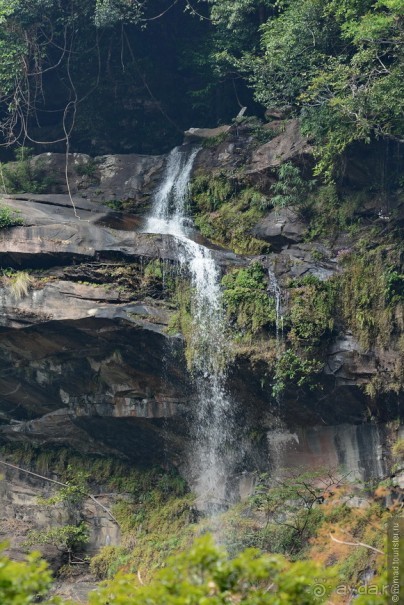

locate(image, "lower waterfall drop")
[[144, 146, 236, 511]]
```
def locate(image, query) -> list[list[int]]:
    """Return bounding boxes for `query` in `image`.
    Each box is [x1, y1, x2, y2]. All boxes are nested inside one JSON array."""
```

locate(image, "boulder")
[[247, 119, 313, 174], [184, 125, 231, 141], [253, 207, 307, 249]]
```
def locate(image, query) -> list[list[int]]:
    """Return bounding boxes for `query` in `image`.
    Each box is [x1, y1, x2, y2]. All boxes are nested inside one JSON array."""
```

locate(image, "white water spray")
[[145, 146, 235, 510]]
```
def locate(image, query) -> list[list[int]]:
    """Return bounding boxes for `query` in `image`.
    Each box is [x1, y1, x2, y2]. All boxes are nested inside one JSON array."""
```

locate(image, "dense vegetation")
[[0, 443, 398, 604], [0, 0, 402, 171]]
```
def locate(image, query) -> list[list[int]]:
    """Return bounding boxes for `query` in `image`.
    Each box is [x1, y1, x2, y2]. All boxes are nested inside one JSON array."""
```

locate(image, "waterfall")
[[144, 146, 235, 511]]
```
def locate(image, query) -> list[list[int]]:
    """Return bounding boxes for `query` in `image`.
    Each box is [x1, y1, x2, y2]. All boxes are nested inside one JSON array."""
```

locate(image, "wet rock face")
[[0, 139, 400, 472]]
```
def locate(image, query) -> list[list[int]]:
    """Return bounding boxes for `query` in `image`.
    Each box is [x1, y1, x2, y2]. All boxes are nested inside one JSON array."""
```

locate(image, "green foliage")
[[222, 262, 275, 339], [191, 173, 233, 212], [24, 522, 89, 555], [94, 0, 143, 28], [167, 279, 194, 366], [104, 199, 124, 211], [37, 466, 89, 506], [240, 0, 338, 111], [1, 148, 54, 194], [90, 545, 130, 579], [223, 0, 404, 176], [304, 183, 363, 240], [338, 244, 403, 350], [0, 204, 23, 228], [271, 162, 315, 209], [288, 275, 336, 344], [0, 544, 52, 605], [143, 258, 163, 280], [89, 534, 335, 605], [192, 178, 269, 254], [250, 469, 341, 557], [75, 159, 97, 177], [272, 349, 323, 398]]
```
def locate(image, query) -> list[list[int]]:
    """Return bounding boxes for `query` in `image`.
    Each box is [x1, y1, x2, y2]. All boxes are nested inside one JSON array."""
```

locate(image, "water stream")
[[267, 268, 284, 349], [144, 146, 235, 510]]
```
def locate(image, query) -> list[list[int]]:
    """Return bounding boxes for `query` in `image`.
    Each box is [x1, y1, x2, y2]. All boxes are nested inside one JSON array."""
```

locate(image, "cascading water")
[[144, 146, 235, 511]]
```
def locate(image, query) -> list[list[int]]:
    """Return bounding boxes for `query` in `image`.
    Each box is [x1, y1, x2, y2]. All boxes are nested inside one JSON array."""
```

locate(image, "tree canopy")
[[0, 0, 402, 170]]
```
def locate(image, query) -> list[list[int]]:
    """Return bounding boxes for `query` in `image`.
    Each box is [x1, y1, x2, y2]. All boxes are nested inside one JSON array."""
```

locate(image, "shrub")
[[89, 534, 336, 605], [272, 349, 323, 397], [288, 275, 336, 344], [0, 545, 52, 605], [271, 162, 315, 209], [0, 205, 23, 229], [1, 147, 55, 193], [222, 263, 276, 338]]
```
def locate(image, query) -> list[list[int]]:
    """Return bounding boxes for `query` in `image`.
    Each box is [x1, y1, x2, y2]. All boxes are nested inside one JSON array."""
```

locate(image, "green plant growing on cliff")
[[24, 522, 89, 565], [1, 147, 54, 194], [191, 175, 269, 254], [37, 466, 89, 506], [222, 263, 276, 340], [167, 279, 194, 366], [0, 204, 23, 228], [338, 245, 403, 350], [191, 172, 233, 212], [288, 275, 337, 344], [250, 469, 343, 557], [76, 159, 97, 178], [392, 438, 404, 461], [195, 200, 268, 254], [8, 271, 33, 300], [272, 349, 323, 398], [270, 162, 315, 210]]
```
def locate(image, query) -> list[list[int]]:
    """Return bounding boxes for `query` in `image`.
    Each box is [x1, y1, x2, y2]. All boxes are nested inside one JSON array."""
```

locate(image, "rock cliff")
[[0, 121, 402, 507]]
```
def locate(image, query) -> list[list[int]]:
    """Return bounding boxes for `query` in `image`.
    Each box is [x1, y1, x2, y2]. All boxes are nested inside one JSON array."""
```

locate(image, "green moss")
[[167, 279, 194, 366]]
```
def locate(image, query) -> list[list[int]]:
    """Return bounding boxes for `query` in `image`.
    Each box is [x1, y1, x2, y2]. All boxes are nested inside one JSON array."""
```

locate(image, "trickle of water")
[[268, 268, 283, 345], [144, 146, 236, 511]]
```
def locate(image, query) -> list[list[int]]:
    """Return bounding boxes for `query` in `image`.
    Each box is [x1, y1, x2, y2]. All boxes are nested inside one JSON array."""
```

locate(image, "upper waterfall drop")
[[145, 146, 200, 237], [144, 145, 237, 511]]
